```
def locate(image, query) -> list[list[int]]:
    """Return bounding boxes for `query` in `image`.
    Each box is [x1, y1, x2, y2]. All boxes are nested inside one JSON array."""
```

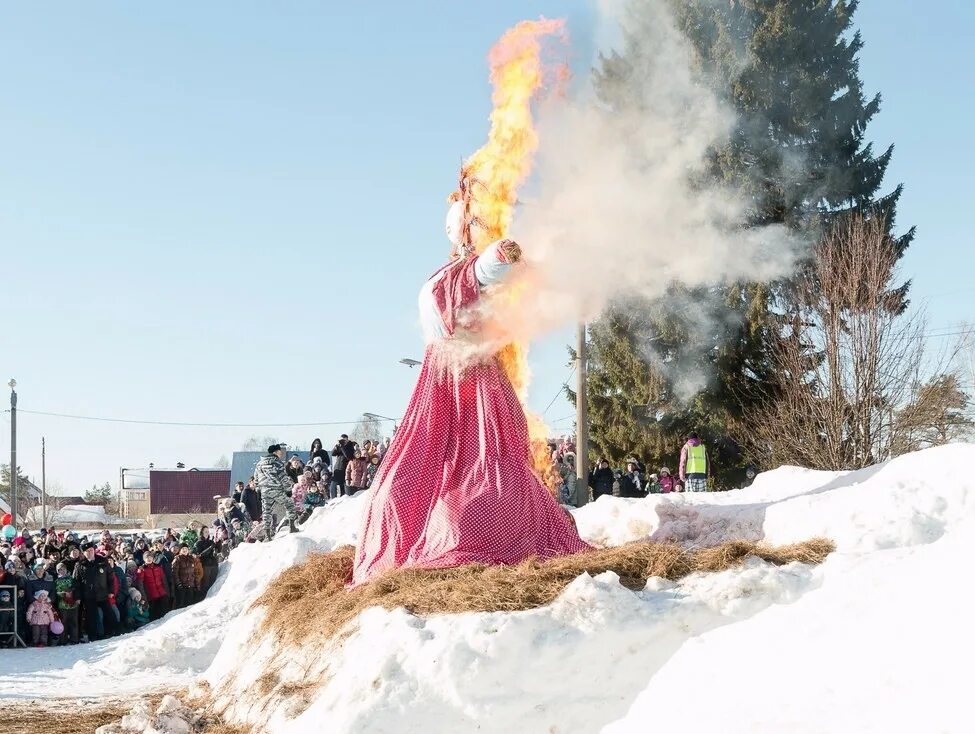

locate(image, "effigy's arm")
[[475, 239, 522, 287]]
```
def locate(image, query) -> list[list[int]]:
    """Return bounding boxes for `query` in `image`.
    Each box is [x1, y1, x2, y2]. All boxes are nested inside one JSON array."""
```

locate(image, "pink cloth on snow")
[[352, 254, 590, 585]]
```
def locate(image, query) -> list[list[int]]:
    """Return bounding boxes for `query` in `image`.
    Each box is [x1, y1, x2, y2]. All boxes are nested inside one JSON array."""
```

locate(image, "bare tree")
[[741, 215, 965, 470]]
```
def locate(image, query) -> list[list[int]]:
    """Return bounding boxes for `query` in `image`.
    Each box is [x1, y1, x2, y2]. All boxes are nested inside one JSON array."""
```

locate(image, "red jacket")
[[137, 563, 169, 601]]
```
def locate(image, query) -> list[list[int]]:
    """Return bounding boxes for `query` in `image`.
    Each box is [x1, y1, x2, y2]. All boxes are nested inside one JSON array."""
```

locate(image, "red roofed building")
[[149, 468, 231, 514]]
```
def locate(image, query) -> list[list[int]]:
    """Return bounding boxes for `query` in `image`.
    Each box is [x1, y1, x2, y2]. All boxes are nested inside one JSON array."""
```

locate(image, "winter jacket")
[[172, 555, 198, 589], [589, 467, 615, 497], [292, 479, 312, 509], [679, 439, 710, 481], [304, 488, 326, 508], [26, 599, 56, 626], [331, 442, 355, 477], [366, 462, 381, 487], [137, 563, 169, 601], [112, 566, 128, 605], [659, 474, 679, 493], [193, 538, 219, 568], [309, 448, 331, 469], [193, 556, 204, 587], [619, 471, 646, 498], [54, 575, 80, 610], [180, 529, 199, 548], [346, 458, 369, 489], [73, 556, 113, 602], [129, 599, 150, 626], [254, 455, 293, 495], [240, 487, 262, 522]]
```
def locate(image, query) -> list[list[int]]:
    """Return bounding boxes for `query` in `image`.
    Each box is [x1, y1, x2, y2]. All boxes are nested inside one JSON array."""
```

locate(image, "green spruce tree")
[[584, 0, 912, 483]]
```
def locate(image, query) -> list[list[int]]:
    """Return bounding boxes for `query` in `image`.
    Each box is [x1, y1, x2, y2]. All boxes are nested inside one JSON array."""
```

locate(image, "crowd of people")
[[552, 432, 715, 506], [0, 523, 223, 648], [226, 435, 391, 540]]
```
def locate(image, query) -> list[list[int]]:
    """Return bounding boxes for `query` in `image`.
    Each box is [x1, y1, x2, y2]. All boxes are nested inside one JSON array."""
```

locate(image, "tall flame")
[[452, 18, 568, 495]]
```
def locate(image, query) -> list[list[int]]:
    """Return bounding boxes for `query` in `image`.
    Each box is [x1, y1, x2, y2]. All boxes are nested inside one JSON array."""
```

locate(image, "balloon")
[[50, 620, 65, 635], [1, 513, 10, 526], [1, 524, 15, 541]]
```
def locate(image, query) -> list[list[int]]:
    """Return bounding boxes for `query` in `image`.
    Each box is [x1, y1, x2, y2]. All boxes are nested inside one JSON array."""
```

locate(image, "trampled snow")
[[4, 444, 974, 734]]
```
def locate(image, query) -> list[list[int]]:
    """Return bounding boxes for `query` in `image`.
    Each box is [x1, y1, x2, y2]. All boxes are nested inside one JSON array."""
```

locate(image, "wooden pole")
[[575, 322, 589, 505]]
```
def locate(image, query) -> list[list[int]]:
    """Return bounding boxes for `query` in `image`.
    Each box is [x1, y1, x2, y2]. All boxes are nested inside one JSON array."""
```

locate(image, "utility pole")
[[575, 323, 589, 505], [8, 379, 16, 526], [41, 437, 46, 528]]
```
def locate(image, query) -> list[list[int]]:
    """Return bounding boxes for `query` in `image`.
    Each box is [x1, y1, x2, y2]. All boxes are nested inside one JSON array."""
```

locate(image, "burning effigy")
[[351, 19, 588, 585]]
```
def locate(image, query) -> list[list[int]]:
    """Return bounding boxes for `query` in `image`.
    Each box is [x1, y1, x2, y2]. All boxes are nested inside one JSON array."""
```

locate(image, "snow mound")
[[5, 445, 975, 734]]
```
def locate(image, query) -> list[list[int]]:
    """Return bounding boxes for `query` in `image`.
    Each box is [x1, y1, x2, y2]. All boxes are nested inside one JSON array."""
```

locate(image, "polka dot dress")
[[352, 257, 591, 585]]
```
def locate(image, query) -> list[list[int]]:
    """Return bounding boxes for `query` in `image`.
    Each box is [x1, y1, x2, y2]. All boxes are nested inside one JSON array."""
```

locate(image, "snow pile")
[[0, 495, 361, 700], [5, 444, 975, 734]]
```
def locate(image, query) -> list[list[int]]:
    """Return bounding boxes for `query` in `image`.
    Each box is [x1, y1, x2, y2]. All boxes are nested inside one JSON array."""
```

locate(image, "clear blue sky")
[[1, 1, 972, 496]]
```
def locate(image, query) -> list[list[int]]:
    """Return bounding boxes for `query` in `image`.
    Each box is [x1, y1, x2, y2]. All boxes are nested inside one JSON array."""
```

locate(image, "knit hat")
[[128, 587, 142, 601], [56, 562, 68, 574], [34, 589, 49, 600], [0, 590, 10, 602]]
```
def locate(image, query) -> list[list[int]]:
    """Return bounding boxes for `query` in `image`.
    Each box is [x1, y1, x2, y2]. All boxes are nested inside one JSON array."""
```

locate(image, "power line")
[[1, 408, 397, 428], [542, 364, 576, 416]]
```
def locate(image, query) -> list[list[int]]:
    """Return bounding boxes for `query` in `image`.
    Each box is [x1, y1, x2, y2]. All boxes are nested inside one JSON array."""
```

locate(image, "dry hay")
[[255, 537, 834, 646]]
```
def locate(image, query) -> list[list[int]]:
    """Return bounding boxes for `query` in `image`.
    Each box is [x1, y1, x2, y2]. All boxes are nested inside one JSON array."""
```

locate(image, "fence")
[[0, 584, 28, 648]]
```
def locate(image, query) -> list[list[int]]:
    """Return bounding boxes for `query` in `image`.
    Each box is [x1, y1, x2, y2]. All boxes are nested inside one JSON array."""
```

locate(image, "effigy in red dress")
[[352, 225, 591, 585]]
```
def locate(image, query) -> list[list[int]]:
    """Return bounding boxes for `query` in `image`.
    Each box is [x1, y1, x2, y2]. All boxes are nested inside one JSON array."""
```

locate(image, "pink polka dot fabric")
[[352, 260, 591, 586]]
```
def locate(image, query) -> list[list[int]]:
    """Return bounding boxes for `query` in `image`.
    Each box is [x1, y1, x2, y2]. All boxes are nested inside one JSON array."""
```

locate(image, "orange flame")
[[452, 18, 568, 496]]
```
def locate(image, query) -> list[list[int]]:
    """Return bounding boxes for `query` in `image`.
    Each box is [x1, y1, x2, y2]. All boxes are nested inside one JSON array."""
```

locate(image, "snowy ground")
[[3, 444, 973, 733]]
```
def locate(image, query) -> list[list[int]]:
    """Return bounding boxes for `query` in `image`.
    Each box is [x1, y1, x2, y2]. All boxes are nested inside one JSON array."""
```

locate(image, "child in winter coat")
[[345, 451, 370, 492], [54, 562, 81, 644], [26, 589, 56, 647], [299, 483, 327, 524], [658, 468, 679, 494], [127, 588, 150, 628]]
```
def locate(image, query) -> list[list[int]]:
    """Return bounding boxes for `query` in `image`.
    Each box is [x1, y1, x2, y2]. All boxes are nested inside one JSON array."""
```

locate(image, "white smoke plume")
[[492, 0, 804, 358]]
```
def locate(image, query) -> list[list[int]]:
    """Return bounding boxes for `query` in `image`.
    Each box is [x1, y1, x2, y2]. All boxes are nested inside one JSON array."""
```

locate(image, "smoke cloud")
[[489, 0, 804, 377]]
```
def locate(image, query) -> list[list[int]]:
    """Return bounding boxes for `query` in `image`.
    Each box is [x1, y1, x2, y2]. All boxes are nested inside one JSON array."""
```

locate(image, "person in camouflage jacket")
[[255, 444, 297, 540]]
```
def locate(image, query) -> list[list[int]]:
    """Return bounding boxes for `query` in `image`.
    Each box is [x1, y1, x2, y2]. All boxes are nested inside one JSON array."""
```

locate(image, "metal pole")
[[575, 323, 589, 505], [8, 380, 16, 526], [41, 437, 46, 528]]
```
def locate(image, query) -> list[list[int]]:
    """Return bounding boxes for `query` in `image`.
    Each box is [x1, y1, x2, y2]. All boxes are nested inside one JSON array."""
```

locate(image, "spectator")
[[53, 562, 80, 644], [285, 455, 305, 484], [679, 432, 711, 493], [589, 459, 615, 501], [137, 554, 170, 621], [619, 461, 646, 498], [193, 527, 220, 596], [300, 481, 327, 524], [309, 438, 331, 469], [128, 588, 150, 628], [346, 450, 370, 495], [25, 560, 55, 602], [240, 478, 262, 523], [366, 455, 381, 488], [330, 434, 355, 498], [232, 480, 245, 503], [293, 468, 315, 510], [171, 545, 198, 610], [180, 522, 200, 549], [658, 467, 679, 494], [26, 590, 56, 647], [74, 543, 118, 641]]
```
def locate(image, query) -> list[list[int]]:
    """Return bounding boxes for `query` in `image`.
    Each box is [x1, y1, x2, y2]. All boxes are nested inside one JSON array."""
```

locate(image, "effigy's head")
[[446, 199, 465, 253]]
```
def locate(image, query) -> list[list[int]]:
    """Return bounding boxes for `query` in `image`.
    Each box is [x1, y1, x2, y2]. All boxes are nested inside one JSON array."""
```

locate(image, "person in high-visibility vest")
[[679, 432, 710, 492]]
